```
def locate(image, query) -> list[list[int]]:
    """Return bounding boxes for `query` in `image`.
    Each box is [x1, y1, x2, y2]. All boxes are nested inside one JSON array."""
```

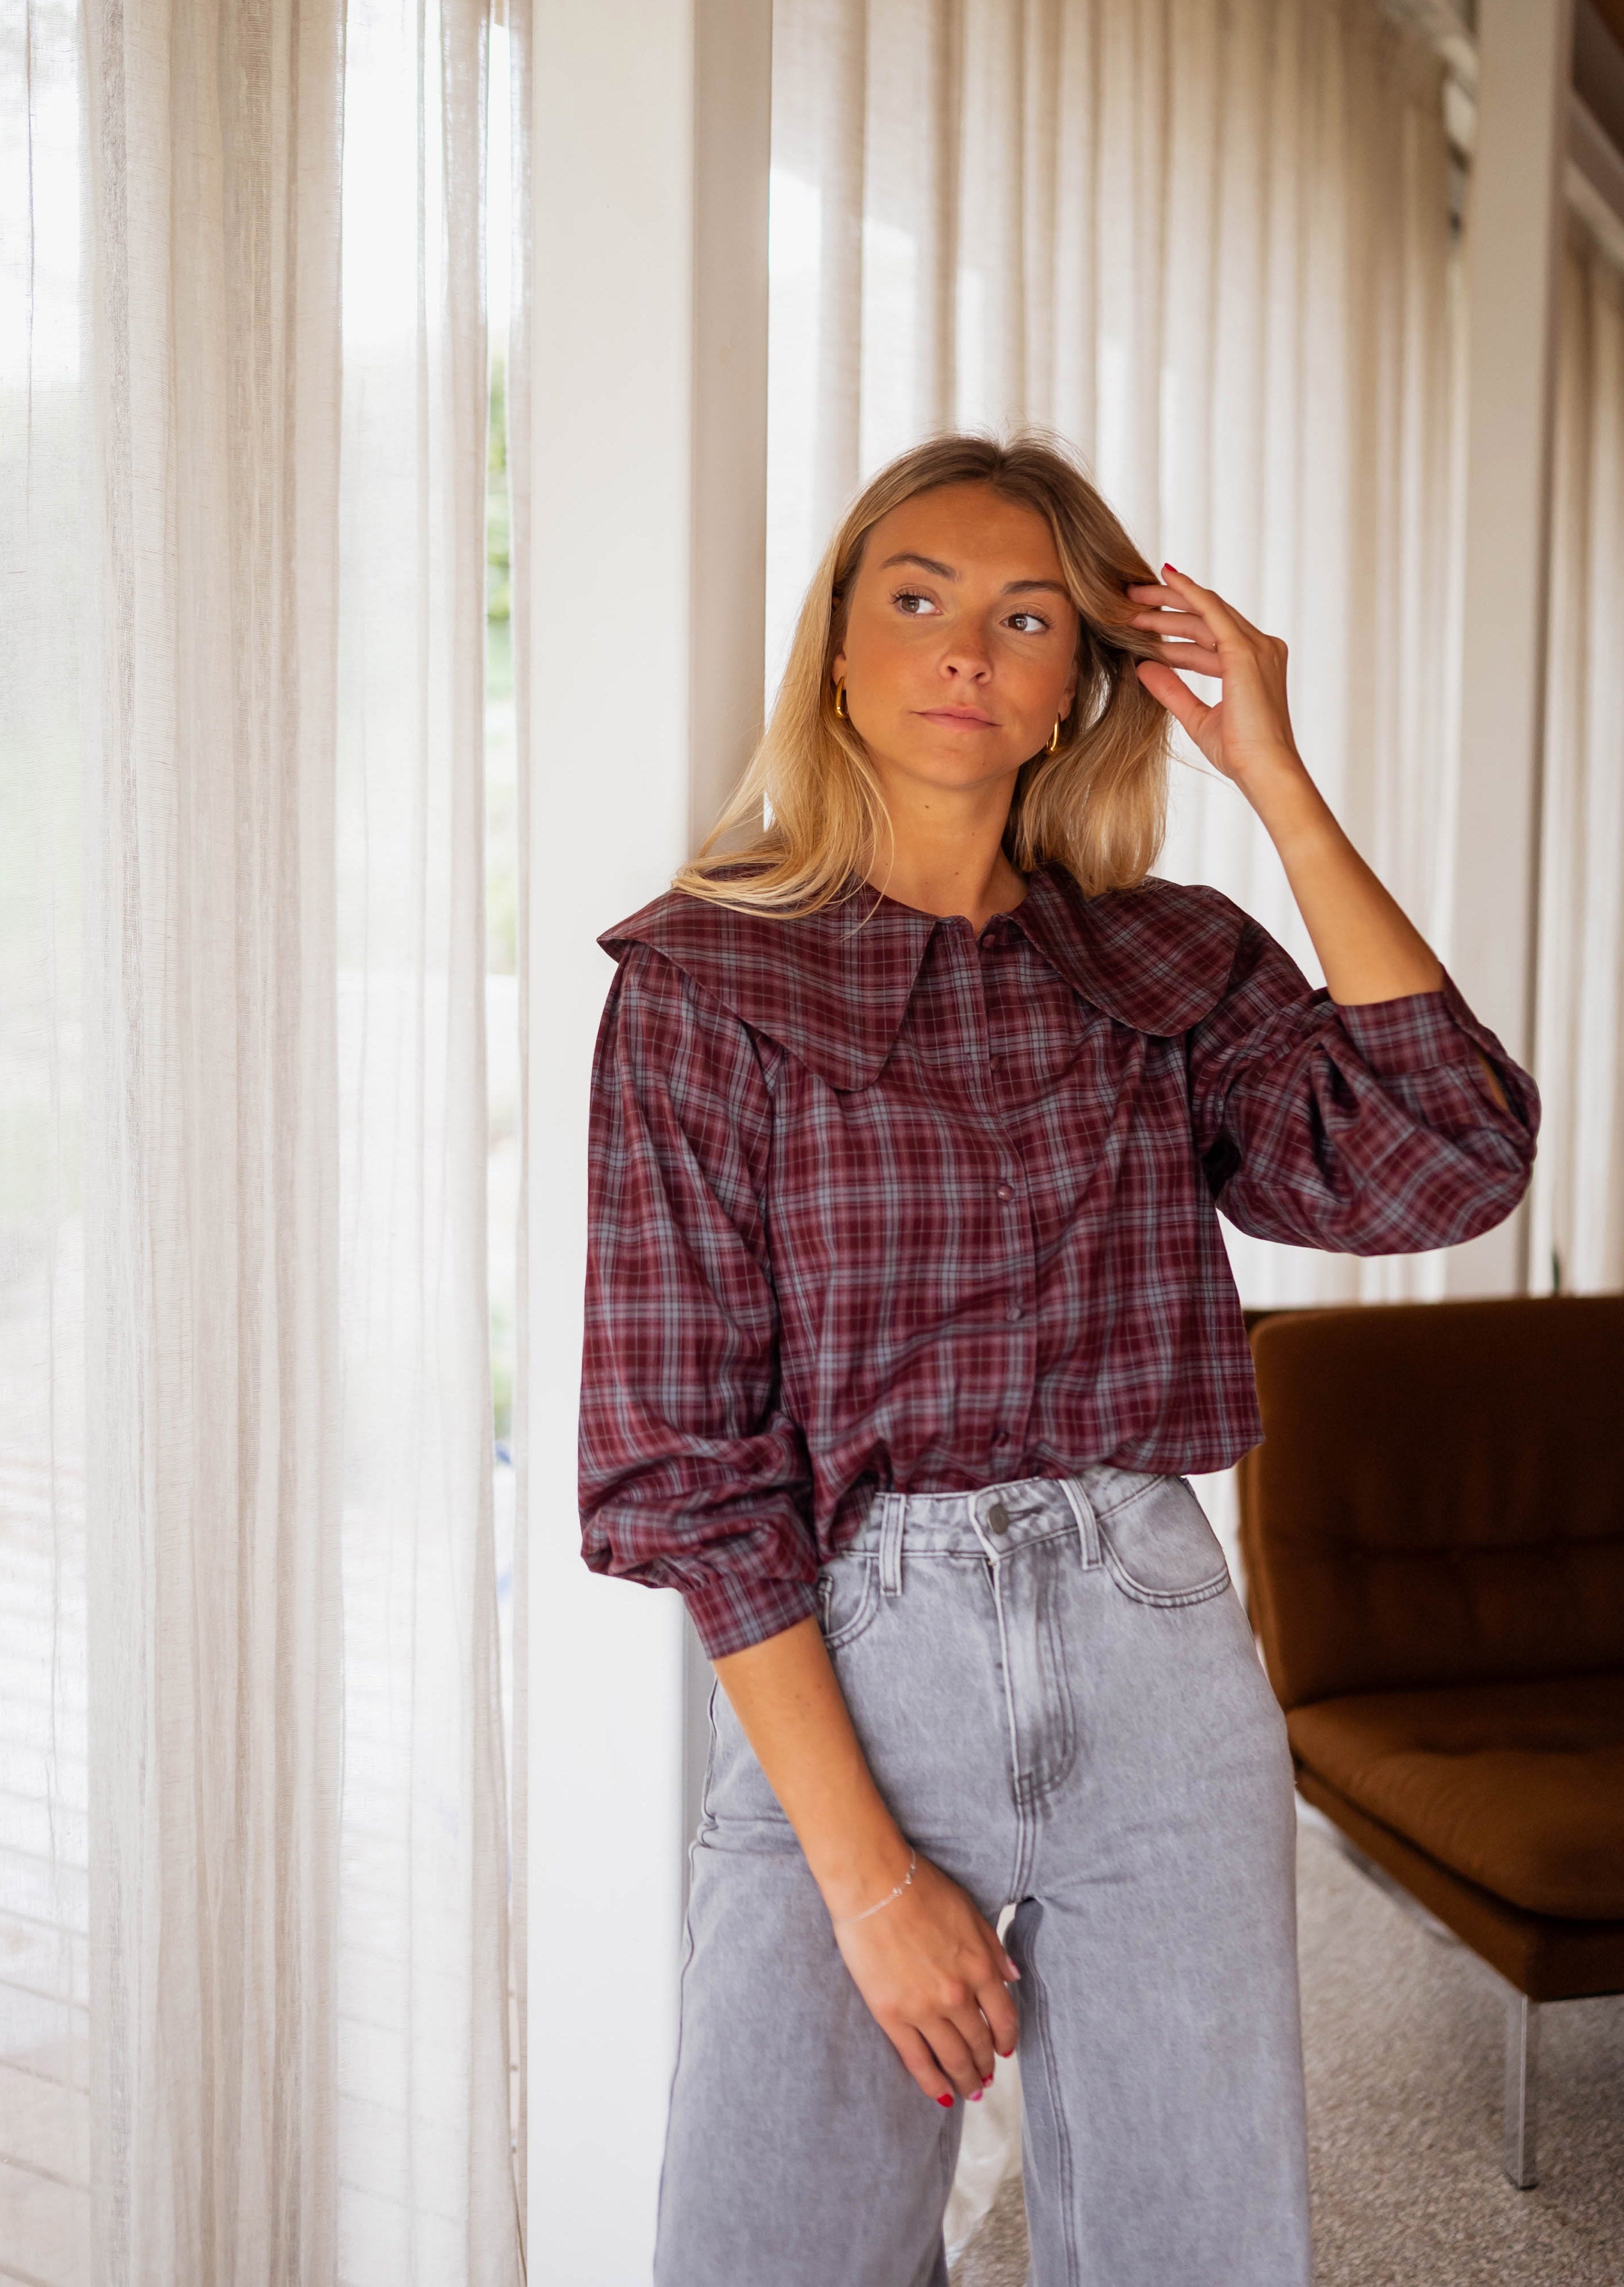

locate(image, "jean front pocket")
[[817, 1549, 881, 1651], [1096, 1476, 1231, 1608]]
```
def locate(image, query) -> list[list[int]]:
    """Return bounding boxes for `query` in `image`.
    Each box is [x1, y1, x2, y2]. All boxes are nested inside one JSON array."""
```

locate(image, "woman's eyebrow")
[[878, 552, 1067, 599], [879, 551, 959, 578]]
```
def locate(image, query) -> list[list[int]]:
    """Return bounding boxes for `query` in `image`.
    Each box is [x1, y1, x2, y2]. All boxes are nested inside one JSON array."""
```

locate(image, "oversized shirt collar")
[[598, 859, 1247, 1092]]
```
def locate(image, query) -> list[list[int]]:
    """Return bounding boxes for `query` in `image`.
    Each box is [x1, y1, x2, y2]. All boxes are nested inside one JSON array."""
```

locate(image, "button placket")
[[956, 917, 1037, 1428]]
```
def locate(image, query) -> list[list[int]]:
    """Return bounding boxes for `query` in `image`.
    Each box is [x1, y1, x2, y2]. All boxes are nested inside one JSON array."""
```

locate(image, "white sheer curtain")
[[1, 0, 522, 2280], [336, 0, 518, 2278], [1531, 217, 1624, 1297], [768, 0, 1462, 1312], [1, 4, 91, 2280], [81, 1, 345, 2272]]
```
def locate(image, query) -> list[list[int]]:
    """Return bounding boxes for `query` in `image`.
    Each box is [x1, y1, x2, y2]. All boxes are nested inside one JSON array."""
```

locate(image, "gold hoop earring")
[[834, 681, 848, 721], [1046, 716, 1063, 754]]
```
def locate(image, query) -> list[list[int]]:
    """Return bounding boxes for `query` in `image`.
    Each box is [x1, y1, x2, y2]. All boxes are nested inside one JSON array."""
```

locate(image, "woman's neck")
[[864, 847, 1031, 931]]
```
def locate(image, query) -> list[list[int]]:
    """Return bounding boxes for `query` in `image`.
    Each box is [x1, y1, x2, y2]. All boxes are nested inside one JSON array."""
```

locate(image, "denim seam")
[[895, 1524, 1082, 1563], [821, 1559, 881, 1650], [1028, 1922, 1082, 2285], [879, 1491, 906, 1597], [1098, 1541, 1232, 1609], [1088, 1473, 1173, 1524], [1058, 1476, 1103, 1566], [657, 1827, 709, 2265], [1024, 1570, 1078, 1805], [987, 1558, 1028, 1817]]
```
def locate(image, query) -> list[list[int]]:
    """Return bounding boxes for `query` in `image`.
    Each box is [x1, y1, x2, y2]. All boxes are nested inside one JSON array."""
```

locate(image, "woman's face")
[[831, 480, 1080, 806]]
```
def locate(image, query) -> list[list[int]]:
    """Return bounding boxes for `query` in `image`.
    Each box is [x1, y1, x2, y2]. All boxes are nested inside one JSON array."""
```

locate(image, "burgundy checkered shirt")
[[578, 861, 1538, 1658]]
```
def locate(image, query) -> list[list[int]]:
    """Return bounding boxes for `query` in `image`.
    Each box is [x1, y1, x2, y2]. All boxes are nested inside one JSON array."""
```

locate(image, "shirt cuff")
[[1332, 970, 1518, 1083], [681, 1568, 822, 1663]]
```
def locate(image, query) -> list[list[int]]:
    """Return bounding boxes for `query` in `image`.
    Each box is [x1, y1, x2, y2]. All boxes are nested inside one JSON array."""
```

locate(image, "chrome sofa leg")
[[1502, 1991, 1539, 2188]]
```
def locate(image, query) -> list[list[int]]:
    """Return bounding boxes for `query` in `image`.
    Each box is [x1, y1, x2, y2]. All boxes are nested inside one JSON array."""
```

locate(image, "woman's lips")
[[916, 708, 998, 727]]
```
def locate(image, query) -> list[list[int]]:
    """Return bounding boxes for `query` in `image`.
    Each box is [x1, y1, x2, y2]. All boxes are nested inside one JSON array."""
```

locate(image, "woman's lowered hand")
[[712, 1614, 1020, 2107], [831, 1852, 1020, 2108]]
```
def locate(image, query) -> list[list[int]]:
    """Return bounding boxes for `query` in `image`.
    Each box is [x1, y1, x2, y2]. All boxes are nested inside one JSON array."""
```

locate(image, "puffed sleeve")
[[1185, 913, 1539, 1253], [577, 940, 820, 1658]]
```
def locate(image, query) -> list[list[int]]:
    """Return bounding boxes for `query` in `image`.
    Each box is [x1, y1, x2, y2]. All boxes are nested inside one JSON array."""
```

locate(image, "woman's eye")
[[893, 590, 939, 616], [1007, 610, 1050, 634]]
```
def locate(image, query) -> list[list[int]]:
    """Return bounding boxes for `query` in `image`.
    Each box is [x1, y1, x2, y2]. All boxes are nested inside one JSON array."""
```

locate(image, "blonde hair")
[[673, 430, 1172, 915]]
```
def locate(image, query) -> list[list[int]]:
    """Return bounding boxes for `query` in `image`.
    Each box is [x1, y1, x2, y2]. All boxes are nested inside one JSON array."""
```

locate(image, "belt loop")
[[1059, 1475, 1101, 1568], [879, 1492, 906, 1597]]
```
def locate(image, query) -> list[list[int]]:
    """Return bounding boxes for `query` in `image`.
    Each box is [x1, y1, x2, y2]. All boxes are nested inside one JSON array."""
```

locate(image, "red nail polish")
[[937, 2093, 954, 2108], [968, 2089, 983, 2103]]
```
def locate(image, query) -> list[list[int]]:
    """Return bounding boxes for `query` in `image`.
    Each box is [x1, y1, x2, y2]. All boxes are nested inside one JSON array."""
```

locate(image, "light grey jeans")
[[654, 1466, 1312, 2287]]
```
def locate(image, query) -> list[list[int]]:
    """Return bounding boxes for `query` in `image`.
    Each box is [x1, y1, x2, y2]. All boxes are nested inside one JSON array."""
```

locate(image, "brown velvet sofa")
[[1236, 1295, 1624, 2186]]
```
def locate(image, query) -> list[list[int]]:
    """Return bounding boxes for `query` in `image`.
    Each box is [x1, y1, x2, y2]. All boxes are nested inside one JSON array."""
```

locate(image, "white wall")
[[523, 3, 771, 2277], [1445, 0, 1575, 1293]]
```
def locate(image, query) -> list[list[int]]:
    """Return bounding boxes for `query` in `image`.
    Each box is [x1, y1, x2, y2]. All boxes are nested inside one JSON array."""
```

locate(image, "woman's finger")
[[941, 1999, 996, 2088], [911, 2011, 985, 2100], [978, 1976, 1020, 2059], [1157, 562, 1259, 647], [1144, 636, 1223, 677], [1128, 607, 1216, 645], [889, 2024, 958, 2108], [1135, 658, 1215, 740], [947, 2003, 997, 2095]]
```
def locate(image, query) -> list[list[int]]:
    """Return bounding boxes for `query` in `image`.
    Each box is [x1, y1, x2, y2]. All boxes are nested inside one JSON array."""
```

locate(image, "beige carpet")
[[951, 1821, 1624, 2285]]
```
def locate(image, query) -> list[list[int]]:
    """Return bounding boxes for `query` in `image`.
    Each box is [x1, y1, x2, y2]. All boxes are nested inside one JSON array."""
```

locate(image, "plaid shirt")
[[578, 861, 1538, 1658]]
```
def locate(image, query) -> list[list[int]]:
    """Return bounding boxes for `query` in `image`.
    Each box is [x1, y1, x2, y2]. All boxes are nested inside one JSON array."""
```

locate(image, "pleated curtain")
[[767, 0, 1461, 1308], [1531, 219, 1624, 1296], [335, 0, 518, 2278], [1, 2, 94, 2277], [1, 0, 522, 2278], [80, 0, 346, 2272]]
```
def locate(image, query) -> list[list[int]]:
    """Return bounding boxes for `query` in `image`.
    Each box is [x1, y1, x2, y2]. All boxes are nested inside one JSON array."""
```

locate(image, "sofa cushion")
[[1288, 1671, 1624, 1920], [1239, 1297, 1624, 1709]]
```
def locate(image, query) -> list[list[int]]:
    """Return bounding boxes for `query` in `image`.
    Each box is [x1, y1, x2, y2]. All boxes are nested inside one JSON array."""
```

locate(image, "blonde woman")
[[578, 435, 1536, 2286]]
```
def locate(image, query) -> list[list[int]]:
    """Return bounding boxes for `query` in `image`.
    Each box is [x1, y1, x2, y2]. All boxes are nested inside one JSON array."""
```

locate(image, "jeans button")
[[987, 1502, 1011, 1536]]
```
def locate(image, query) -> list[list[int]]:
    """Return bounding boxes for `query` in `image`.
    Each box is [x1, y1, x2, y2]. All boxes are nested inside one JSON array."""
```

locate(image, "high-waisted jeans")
[[653, 1466, 1313, 2287]]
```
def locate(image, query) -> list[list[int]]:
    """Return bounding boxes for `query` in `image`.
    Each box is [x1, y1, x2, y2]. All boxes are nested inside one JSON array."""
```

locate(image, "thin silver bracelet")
[[833, 1847, 917, 1927]]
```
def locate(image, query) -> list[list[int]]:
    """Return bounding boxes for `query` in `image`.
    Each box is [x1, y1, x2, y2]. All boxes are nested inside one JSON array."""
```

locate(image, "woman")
[[578, 434, 1536, 2286]]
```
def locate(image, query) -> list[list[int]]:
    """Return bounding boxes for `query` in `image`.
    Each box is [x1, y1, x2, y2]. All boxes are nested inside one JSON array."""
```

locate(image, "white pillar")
[[1445, 0, 1573, 1296], [522, 3, 771, 2278]]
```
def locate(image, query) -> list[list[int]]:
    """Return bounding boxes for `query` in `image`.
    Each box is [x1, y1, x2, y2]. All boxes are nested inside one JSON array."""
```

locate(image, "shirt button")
[[990, 1425, 1008, 1445], [996, 1181, 1015, 1203], [1005, 1303, 1023, 1323], [987, 1502, 1011, 1536]]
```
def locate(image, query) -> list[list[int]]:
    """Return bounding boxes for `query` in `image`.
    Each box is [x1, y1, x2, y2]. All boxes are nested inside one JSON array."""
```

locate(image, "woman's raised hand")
[[832, 1852, 1020, 2107], [1125, 563, 1304, 791], [1122, 561, 1460, 1012]]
